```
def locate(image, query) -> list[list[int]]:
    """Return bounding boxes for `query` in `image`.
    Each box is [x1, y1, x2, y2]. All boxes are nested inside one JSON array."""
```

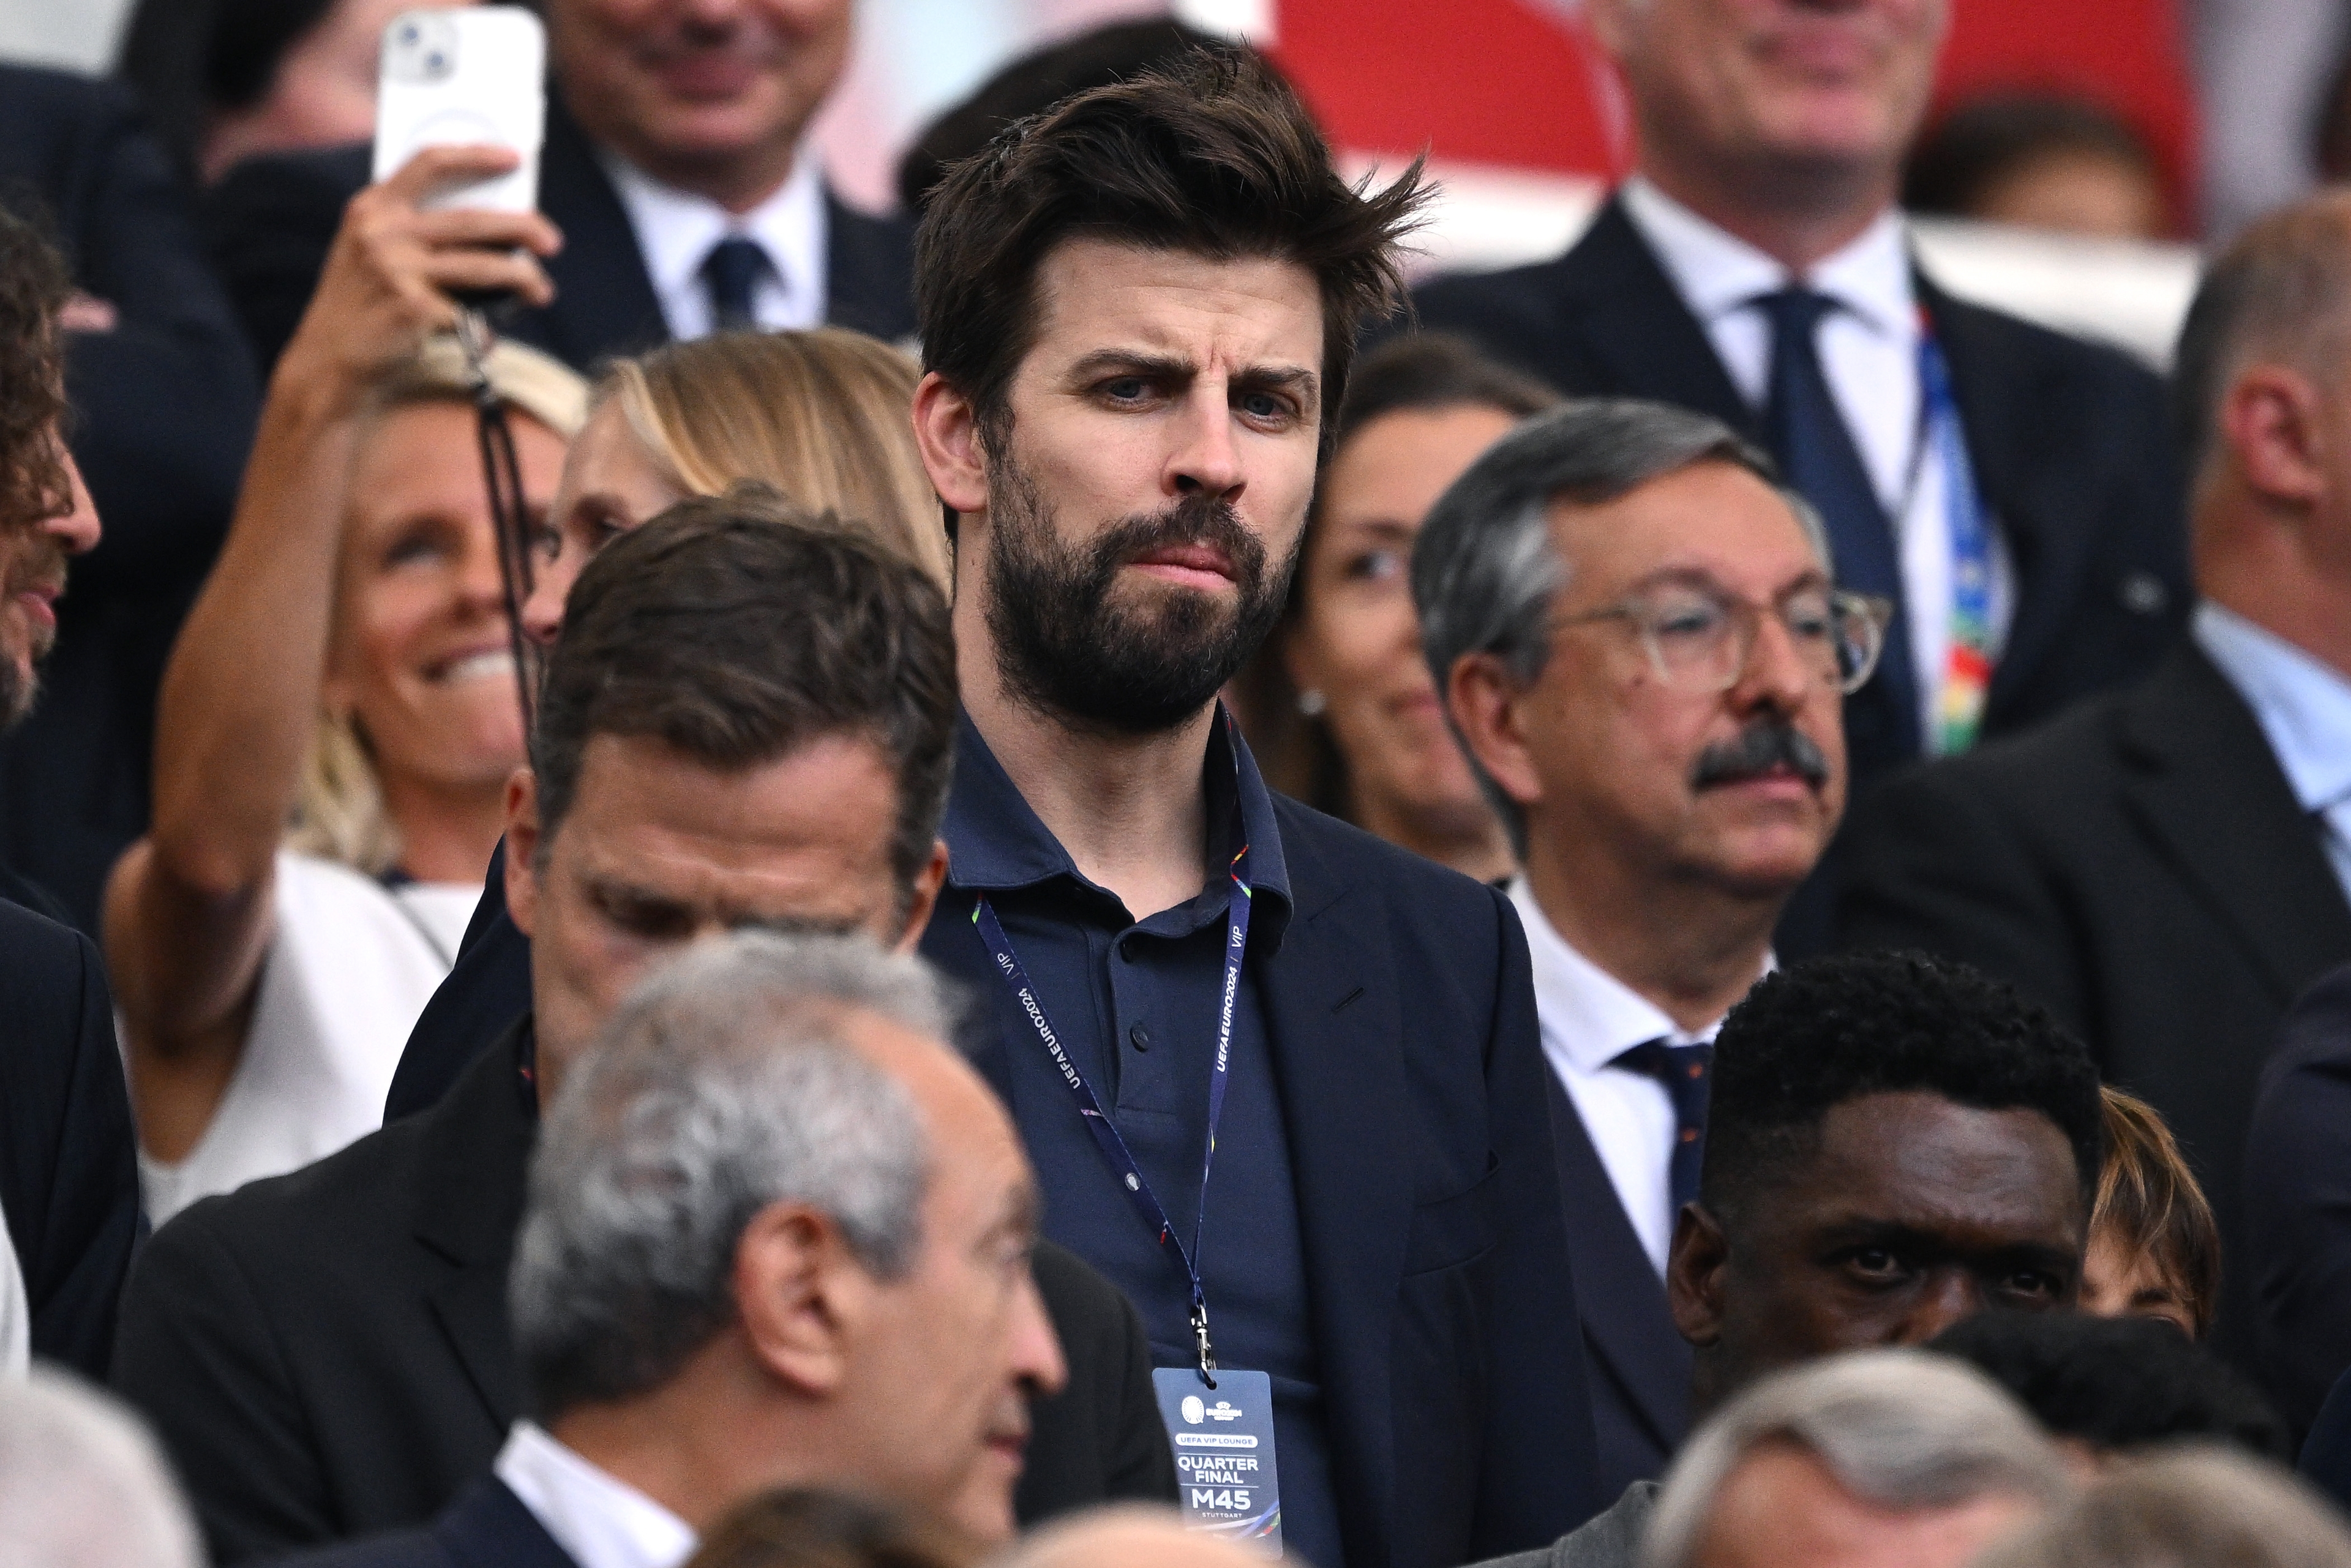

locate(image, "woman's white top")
[[138, 850, 478, 1225]]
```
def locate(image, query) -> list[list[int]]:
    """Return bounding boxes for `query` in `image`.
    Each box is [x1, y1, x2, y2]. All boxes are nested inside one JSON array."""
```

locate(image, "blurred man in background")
[[1842, 191, 2351, 1373], [1413, 0, 2189, 955], [204, 0, 913, 373]]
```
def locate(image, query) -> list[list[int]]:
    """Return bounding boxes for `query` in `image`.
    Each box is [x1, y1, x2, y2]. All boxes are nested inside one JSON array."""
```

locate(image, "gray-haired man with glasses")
[[1412, 398, 1869, 1501]]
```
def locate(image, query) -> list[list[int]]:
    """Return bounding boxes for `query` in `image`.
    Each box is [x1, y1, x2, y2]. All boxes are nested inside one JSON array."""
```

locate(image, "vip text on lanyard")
[[970, 746, 1254, 1386]]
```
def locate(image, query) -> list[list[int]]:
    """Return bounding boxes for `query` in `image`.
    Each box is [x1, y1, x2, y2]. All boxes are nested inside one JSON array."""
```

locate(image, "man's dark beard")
[[1690, 716, 1831, 790], [983, 456, 1294, 735]]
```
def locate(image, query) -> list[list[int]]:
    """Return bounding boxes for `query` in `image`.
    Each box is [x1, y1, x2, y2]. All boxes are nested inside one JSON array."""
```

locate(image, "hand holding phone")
[[373, 7, 547, 213]]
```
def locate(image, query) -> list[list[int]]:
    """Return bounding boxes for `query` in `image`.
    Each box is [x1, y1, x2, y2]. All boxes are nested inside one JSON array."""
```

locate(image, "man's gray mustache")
[[1691, 721, 1831, 790]]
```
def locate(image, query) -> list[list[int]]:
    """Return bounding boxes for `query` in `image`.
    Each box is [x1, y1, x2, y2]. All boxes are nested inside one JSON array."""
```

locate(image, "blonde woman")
[[106, 147, 585, 1221], [519, 326, 950, 647]]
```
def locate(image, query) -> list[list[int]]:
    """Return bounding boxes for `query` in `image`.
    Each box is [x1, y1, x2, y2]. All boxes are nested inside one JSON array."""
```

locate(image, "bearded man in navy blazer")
[[907, 50, 1601, 1568], [1412, 0, 2188, 843]]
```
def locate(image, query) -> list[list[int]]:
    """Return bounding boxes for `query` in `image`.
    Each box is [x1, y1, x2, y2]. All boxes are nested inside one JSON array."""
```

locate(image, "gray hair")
[[511, 931, 950, 1421], [1409, 397, 1827, 853], [1973, 1446, 2351, 1568], [0, 1370, 201, 1568], [1642, 1350, 2068, 1568]]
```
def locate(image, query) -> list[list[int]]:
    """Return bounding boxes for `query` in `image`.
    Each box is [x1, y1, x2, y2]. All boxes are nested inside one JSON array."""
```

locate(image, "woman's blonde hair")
[[288, 336, 588, 875], [2092, 1084, 2222, 1338], [598, 328, 951, 588]]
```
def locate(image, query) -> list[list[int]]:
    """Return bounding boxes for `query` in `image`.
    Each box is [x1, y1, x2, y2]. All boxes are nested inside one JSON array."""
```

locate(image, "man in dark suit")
[[1412, 0, 2187, 825], [204, 0, 913, 375], [2244, 966, 2351, 1431], [1414, 400, 1864, 1498], [0, 201, 140, 1379], [111, 505, 1172, 1566], [273, 928, 1072, 1568], [0, 64, 261, 932], [1473, 951, 2103, 1568], [1839, 193, 2351, 1367], [906, 54, 1599, 1568]]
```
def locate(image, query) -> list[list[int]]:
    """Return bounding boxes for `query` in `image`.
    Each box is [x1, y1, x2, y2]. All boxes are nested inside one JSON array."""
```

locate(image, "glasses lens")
[[1831, 594, 1888, 694], [1640, 591, 1738, 690]]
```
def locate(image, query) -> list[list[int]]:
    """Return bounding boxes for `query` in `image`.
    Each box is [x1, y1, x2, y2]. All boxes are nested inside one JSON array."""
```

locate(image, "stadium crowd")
[[6, 2, 2351, 1567]]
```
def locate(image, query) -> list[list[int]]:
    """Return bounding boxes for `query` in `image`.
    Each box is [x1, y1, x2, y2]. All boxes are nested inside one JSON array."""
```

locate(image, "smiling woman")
[[102, 144, 585, 1223]]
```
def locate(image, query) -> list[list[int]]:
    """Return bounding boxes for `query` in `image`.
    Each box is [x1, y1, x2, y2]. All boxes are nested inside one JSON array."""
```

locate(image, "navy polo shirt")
[[942, 710, 1340, 1566]]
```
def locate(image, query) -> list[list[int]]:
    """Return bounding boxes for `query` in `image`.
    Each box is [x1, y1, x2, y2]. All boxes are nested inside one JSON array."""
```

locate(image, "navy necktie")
[[1757, 286, 1921, 762], [1613, 1038, 1715, 1217], [700, 236, 771, 334]]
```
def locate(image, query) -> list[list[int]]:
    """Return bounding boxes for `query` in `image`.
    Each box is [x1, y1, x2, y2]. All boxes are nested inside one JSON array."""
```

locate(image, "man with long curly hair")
[[0, 204, 102, 733], [0, 198, 137, 1384]]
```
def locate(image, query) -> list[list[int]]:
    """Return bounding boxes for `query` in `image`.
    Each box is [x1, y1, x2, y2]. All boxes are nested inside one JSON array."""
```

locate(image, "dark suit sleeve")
[[57, 83, 258, 596], [1834, 764, 2094, 1037], [4, 921, 140, 1378], [200, 145, 369, 375], [112, 1206, 334, 1566], [2246, 967, 2351, 1431], [1472, 888, 1605, 1553], [1016, 1240, 1175, 1525]]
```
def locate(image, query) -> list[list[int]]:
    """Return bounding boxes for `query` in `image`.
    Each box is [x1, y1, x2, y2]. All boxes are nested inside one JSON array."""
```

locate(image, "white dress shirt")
[[1618, 176, 2015, 751], [2193, 602, 2351, 906], [604, 148, 828, 341], [1510, 878, 1768, 1277], [494, 1421, 698, 1568]]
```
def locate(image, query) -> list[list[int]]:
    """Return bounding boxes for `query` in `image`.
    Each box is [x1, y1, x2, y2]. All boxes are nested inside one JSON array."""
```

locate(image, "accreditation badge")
[[1153, 1367, 1282, 1554]]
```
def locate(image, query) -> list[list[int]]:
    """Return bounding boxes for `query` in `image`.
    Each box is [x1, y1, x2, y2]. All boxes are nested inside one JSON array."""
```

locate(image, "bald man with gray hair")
[[1841, 188, 2351, 1370], [287, 931, 1069, 1568], [1415, 397, 1876, 1496]]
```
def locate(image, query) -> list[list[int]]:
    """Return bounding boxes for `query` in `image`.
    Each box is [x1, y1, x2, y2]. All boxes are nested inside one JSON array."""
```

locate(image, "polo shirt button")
[[1130, 1023, 1152, 1052], [1119, 937, 1138, 961]]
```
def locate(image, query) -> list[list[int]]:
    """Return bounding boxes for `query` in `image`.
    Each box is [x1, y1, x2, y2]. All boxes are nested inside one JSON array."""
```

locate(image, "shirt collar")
[[493, 1422, 697, 1568], [1618, 174, 1916, 340], [602, 145, 828, 321], [943, 705, 1293, 942], [2193, 602, 2351, 811], [1508, 877, 1760, 1071]]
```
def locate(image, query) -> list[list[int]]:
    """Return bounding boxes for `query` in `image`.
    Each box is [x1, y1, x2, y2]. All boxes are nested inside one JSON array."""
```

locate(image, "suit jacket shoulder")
[[0, 896, 138, 1378], [824, 197, 917, 344], [268, 1478, 576, 1568]]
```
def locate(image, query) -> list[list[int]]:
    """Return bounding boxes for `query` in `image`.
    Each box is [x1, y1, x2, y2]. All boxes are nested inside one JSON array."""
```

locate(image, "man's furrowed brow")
[[1063, 348, 1197, 383]]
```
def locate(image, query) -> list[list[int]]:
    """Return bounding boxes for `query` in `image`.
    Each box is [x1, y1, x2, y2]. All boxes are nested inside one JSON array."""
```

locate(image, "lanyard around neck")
[[969, 721, 1254, 1384]]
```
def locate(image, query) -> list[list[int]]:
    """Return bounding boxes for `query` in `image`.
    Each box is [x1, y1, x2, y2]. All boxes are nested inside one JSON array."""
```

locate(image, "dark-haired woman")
[[1239, 332, 1558, 883]]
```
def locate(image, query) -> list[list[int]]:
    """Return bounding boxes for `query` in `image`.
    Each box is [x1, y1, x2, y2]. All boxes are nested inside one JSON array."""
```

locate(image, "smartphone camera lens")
[[395, 21, 418, 43], [424, 49, 448, 72]]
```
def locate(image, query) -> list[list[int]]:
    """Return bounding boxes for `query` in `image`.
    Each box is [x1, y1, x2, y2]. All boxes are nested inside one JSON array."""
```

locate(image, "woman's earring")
[[1297, 689, 1327, 718]]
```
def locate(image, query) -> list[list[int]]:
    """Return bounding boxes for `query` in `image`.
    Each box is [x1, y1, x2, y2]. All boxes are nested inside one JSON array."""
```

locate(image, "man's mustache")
[[1691, 718, 1831, 790], [1098, 493, 1265, 583]]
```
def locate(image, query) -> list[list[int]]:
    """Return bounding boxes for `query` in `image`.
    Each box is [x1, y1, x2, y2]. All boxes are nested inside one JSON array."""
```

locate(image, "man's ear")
[[2224, 364, 2330, 512], [734, 1202, 868, 1398], [1666, 1201, 1731, 1348], [912, 372, 990, 519], [892, 839, 950, 955], [503, 768, 544, 940], [1447, 653, 1543, 814]]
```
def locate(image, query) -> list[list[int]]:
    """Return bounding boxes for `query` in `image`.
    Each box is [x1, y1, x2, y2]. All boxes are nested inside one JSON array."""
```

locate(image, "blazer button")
[[2119, 571, 2169, 616], [1130, 1023, 1152, 1052]]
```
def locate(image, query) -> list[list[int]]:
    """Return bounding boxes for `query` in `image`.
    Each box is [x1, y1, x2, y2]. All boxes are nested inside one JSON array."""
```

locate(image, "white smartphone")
[[372, 7, 547, 212]]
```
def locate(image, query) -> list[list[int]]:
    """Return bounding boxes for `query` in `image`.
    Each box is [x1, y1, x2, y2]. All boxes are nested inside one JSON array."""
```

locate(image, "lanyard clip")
[[1191, 1300, 1218, 1388]]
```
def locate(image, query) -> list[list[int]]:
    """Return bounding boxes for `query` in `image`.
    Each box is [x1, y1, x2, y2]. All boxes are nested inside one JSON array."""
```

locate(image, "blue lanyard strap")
[[970, 727, 1254, 1385], [1914, 328, 1995, 752]]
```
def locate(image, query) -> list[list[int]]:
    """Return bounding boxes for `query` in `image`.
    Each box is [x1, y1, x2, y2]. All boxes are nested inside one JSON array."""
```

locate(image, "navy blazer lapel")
[[823, 195, 918, 343], [1258, 805, 1413, 1567], [411, 1027, 536, 1427], [1545, 1077, 1689, 1453], [2117, 643, 2351, 1002], [1554, 198, 1753, 432], [536, 94, 668, 365]]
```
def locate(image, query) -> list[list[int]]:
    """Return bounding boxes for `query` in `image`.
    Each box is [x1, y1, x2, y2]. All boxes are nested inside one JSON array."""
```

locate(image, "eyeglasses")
[[1552, 579, 1892, 696]]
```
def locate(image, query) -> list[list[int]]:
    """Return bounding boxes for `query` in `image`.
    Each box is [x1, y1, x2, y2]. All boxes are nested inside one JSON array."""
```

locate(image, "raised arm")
[[104, 147, 558, 1159]]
